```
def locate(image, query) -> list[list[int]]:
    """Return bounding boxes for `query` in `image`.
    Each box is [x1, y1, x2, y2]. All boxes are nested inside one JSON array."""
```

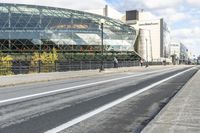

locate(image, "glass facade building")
[[0, 3, 137, 54]]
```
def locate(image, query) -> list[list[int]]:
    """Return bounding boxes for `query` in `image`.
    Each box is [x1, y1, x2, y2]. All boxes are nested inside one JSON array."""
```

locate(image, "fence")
[[0, 60, 141, 75]]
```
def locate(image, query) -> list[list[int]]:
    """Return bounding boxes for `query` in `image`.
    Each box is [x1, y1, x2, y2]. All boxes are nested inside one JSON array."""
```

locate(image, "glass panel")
[[10, 6, 21, 13], [0, 6, 9, 13], [17, 6, 40, 15], [0, 3, 137, 52]]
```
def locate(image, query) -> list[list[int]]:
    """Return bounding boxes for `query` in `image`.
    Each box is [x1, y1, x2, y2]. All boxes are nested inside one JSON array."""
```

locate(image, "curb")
[[0, 67, 138, 88], [0, 65, 187, 88]]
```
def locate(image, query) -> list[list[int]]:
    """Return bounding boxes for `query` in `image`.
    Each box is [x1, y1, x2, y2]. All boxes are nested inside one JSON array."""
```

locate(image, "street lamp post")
[[145, 38, 148, 67], [38, 43, 41, 73], [99, 19, 105, 72]]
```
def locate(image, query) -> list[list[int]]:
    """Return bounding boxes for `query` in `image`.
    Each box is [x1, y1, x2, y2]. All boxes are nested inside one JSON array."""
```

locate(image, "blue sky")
[[2, 0, 200, 57]]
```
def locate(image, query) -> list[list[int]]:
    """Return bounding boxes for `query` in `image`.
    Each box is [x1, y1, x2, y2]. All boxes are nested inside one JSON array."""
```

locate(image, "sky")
[[1, 0, 200, 57], [107, 0, 200, 57]]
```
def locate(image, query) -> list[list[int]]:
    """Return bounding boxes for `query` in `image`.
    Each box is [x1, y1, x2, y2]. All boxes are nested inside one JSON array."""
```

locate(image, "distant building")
[[170, 42, 181, 64], [170, 42, 189, 64], [125, 10, 171, 62], [180, 43, 189, 64]]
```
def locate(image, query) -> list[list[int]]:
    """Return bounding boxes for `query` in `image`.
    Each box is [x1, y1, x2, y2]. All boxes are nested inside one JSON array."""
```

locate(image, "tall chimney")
[[103, 5, 108, 17]]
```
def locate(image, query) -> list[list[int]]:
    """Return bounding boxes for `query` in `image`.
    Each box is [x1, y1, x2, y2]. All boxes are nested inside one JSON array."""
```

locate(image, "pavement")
[[0, 66, 200, 133], [142, 67, 200, 133], [0, 65, 196, 133], [0, 65, 182, 87]]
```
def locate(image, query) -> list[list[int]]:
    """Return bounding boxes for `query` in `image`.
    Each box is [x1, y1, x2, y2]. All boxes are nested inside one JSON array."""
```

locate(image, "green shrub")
[[31, 48, 58, 72], [0, 55, 13, 75]]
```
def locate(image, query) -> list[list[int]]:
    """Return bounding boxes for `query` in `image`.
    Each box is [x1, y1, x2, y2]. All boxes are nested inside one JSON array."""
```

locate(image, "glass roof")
[[0, 3, 135, 33]]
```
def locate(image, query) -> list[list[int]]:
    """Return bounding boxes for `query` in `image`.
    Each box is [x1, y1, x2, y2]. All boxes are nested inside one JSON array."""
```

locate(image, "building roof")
[[0, 3, 132, 32]]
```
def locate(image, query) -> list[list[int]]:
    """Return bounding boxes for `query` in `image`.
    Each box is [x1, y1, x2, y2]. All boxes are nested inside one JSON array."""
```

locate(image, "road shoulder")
[[0, 65, 184, 87], [142, 67, 200, 133]]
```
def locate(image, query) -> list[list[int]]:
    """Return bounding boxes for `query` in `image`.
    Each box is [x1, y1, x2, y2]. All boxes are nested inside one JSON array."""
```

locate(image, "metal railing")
[[0, 60, 141, 75]]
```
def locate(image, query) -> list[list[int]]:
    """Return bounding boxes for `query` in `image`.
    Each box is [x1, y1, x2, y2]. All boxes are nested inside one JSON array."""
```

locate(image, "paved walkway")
[[142, 67, 200, 133], [0, 65, 184, 87]]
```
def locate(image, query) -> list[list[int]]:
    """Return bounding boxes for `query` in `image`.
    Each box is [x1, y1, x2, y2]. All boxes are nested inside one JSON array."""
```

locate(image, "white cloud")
[[186, 0, 200, 7], [0, 0, 107, 10], [172, 27, 200, 39], [172, 27, 200, 56], [156, 8, 188, 24], [143, 0, 182, 9], [109, 0, 182, 11], [191, 19, 200, 25]]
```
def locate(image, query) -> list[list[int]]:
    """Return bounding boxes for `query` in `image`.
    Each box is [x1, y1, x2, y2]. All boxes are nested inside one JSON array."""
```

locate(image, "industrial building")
[[170, 42, 189, 64]]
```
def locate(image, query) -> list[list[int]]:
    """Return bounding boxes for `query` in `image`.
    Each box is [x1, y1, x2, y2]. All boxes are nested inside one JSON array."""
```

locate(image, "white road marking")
[[0, 67, 185, 104], [45, 67, 195, 133], [0, 68, 177, 105]]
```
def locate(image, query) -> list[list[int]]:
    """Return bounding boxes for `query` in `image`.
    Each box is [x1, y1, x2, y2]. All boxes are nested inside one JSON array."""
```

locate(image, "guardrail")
[[0, 60, 141, 75]]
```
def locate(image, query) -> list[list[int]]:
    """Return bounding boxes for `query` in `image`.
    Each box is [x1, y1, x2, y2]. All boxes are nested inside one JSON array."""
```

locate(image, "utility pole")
[[99, 19, 105, 72]]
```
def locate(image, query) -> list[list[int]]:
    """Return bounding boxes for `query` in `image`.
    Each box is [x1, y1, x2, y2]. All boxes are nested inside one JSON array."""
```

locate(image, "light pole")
[[145, 38, 148, 67], [148, 30, 153, 62], [38, 43, 41, 73], [99, 19, 105, 72]]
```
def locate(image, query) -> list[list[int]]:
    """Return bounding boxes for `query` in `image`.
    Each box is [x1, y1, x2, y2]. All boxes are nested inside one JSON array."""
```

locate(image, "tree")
[[49, 48, 58, 63], [0, 54, 13, 75], [31, 48, 58, 73]]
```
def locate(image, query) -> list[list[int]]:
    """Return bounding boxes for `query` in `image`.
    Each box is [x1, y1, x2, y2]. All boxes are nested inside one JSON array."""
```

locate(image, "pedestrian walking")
[[140, 59, 144, 67], [113, 57, 118, 68]]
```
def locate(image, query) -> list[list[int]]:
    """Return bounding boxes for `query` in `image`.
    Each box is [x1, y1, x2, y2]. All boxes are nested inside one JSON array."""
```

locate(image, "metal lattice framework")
[[0, 3, 137, 54]]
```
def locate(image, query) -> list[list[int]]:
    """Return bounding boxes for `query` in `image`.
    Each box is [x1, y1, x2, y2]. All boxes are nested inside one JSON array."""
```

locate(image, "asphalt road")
[[0, 66, 198, 133]]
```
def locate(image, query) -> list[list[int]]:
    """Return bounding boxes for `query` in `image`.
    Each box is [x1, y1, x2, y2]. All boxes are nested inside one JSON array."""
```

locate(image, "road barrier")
[[0, 60, 141, 75]]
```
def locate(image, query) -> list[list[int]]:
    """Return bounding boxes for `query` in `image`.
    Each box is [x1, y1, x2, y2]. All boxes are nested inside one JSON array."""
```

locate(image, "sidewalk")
[[0, 65, 183, 87], [142, 68, 200, 133]]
